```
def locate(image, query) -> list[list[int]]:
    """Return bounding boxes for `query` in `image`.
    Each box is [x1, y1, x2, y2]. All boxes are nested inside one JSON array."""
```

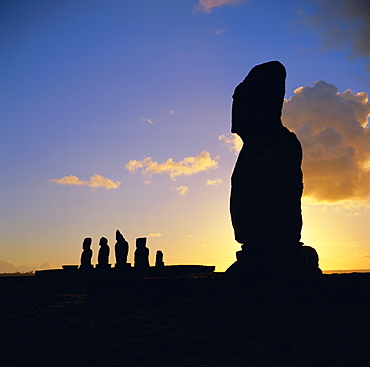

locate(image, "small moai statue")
[[80, 237, 93, 269], [115, 229, 129, 268], [134, 237, 150, 269], [97, 237, 110, 268], [155, 250, 164, 268]]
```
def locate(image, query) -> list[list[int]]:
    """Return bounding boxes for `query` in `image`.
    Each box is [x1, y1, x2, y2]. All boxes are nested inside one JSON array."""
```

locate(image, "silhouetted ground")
[[1, 273, 370, 366]]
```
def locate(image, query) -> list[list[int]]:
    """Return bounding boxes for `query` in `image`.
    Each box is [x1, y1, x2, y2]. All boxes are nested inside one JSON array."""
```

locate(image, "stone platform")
[[35, 264, 216, 280]]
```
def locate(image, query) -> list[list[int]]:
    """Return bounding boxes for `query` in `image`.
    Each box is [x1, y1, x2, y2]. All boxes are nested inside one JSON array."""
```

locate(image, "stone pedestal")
[[78, 264, 94, 271], [95, 264, 112, 270], [226, 243, 321, 279]]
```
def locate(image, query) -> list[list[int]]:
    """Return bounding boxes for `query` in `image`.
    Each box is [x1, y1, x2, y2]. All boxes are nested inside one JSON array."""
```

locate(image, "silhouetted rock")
[[97, 237, 110, 269], [134, 237, 149, 269], [155, 250, 164, 268], [228, 61, 320, 277], [80, 237, 93, 269], [115, 230, 130, 268]]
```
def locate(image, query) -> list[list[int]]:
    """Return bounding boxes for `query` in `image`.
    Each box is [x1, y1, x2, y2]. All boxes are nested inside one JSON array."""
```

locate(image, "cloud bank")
[[126, 151, 218, 180], [222, 81, 370, 203], [49, 174, 121, 190], [283, 81, 370, 202], [194, 0, 246, 13]]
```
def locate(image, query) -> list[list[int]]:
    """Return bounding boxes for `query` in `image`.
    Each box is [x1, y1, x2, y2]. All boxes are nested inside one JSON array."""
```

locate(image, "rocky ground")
[[1, 273, 370, 367]]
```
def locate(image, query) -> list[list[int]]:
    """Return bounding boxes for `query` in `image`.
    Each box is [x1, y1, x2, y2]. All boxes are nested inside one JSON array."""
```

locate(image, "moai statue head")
[[155, 250, 164, 268], [134, 237, 149, 269], [82, 237, 92, 250], [115, 229, 129, 267], [136, 237, 147, 249], [116, 229, 125, 242], [80, 237, 93, 269], [99, 237, 108, 247], [232, 60, 286, 141], [97, 237, 110, 268]]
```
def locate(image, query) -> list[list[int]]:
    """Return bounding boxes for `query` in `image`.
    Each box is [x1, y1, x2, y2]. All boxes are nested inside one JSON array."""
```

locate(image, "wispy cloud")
[[125, 151, 218, 180], [49, 174, 121, 190], [174, 186, 189, 195], [206, 178, 223, 186], [148, 233, 162, 237], [49, 175, 86, 186], [219, 133, 243, 154], [214, 29, 226, 35], [142, 117, 154, 124], [194, 0, 246, 13], [283, 80, 370, 202]]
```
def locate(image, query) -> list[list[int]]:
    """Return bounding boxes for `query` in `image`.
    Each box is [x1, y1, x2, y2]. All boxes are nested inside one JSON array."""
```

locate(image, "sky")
[[1, 0, 370, 273]]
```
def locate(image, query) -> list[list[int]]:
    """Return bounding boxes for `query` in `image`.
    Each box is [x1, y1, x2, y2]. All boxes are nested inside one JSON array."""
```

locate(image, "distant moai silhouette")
[[134, 237, 150, 269], [228, 60, 321, 276], [97, 237, 110, 268], [115, 229, 129, 267], [80, 237, 93, 269], [155, 250, 164, 268]]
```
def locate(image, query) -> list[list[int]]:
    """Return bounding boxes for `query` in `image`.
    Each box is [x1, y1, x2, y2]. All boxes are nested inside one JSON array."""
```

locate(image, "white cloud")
[[221, 80, 370, 203], [88, 174, 121, 189], [148, 233, 162, 237], [219, 133, 243, 154], [125, 151, 218, 180], [282, 80, 370, 202], [49, 174, 121, 190], [206, 178, 223, 186], [174, 186, 189, 195], [214, 29, 226, 35], [194, 0, 247, 13], [142, 117, 154, 124], [49, 175, 86, 186]]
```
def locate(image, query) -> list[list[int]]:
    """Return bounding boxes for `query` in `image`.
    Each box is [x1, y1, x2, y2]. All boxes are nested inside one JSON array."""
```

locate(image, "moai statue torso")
[[134, 237, 149, 269], [115, 230, 129, 266], [155, 250, 164, 268], [80, 237, 93, 269], [97, 237, 110, 267]]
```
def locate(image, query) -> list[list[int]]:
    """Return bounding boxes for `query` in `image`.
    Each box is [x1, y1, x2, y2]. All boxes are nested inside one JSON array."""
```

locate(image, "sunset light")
[[1, 0, 370, 273]]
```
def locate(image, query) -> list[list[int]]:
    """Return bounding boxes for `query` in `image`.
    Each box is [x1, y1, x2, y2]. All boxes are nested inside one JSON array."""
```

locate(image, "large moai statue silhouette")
[[228, 61, 321, 277], [97, 237, 110, 268], [80, 237, 93, 269], [134, 237, 150, 270], [115, 229, 129, 268]]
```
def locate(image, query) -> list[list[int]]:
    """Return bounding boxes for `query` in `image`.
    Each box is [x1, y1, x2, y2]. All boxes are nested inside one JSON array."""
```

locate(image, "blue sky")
[[1, 0, 370, 272]]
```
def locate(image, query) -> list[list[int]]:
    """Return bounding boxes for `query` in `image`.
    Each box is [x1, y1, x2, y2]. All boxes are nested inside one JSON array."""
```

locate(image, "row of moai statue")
[[80, 230, 164, 270]]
